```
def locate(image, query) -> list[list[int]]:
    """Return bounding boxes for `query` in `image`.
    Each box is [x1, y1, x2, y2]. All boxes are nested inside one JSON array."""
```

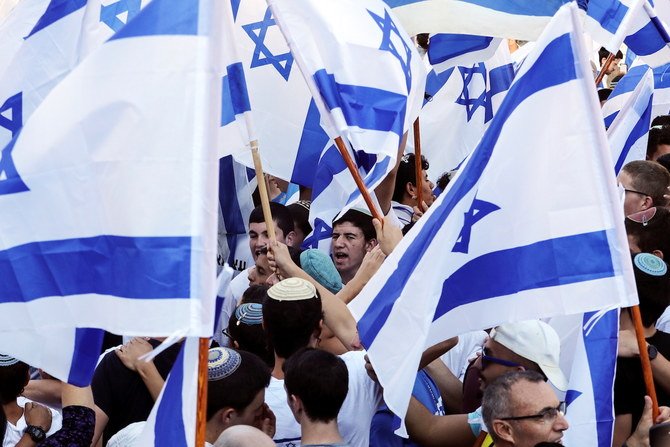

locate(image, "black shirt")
[[91, 339, 181, 444]]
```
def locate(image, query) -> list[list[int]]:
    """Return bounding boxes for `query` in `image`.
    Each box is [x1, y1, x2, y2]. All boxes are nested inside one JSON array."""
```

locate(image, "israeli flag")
[[584, 0, 670, 68], [350, 3, 638, 435], [384, 0, 568, 40], [136, 337, 199, 447], [228, 0, 330, 187], [0, 0, 223, 383], [606, 67, 653, 173], [0, 0, 148, 157], [602, 62, 670, 127], [551, 309, 620, 447], [428, 34, 502, 73], [407, 41, 514, 180]]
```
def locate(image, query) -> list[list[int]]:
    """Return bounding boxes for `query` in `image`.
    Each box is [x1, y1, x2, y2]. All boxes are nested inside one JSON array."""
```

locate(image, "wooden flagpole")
[[250, 140, 277, 243], [630, 305, 660, 420], [196, 338, 209, 446], [413, 118, 423, 207], [334, 136, 384, 222], [595, 53, 615, 86]]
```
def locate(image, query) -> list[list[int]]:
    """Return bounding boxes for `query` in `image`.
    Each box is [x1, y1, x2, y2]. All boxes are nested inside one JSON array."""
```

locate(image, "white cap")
[[491, 320, 568, 391], [267, 277, 317, 301]]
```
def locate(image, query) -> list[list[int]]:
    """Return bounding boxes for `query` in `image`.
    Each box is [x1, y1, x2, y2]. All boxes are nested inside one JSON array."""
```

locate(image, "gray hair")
[[481, 370, 545, 436]]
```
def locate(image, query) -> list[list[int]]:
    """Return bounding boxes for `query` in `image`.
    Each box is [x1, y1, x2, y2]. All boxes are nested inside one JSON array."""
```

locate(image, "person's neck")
[[301, 419, 344, 446], [620, 309, 657, 337], [2, 401, 23, 425], [272, 354, 285, 380]]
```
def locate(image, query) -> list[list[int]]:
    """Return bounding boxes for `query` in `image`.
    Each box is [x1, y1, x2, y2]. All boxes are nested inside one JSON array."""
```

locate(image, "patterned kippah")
[[235, 303, 263, 325], [634, 253, 668, 276], [267, 277, 317, 301], [208, 348, 241, 381], [0, 354, 19, 367]]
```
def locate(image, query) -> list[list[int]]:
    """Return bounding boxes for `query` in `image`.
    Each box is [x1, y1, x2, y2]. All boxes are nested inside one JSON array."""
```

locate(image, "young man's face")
[[331, 221, 375, 283], [248, 221, 290, 261]]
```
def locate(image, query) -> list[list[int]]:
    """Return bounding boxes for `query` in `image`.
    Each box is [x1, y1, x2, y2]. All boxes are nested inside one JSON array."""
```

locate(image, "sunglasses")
[[499, 402, 566, 423], [481, 347, 523, 370]]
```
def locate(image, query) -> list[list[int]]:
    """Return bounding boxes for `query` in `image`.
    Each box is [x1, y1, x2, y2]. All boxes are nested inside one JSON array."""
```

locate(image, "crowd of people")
[[6, 44, 670, 447]]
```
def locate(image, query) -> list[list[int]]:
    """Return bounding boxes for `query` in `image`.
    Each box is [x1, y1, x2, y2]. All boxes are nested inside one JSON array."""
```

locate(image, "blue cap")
[[0, 354, 19, 367], [300, 249, 343, 294], [634, 253, 668, 276], [235, 303, 263, 325]]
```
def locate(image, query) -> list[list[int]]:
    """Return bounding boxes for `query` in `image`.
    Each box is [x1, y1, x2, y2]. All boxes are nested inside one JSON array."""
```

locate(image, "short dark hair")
[[652, 115, 670, 127], [240, 284, 270, 305], [482, 370, 545, 437], [656, 154, 670, 173], [228, 308, 274, 368], [249, 202, 294, 239], [283, 348, 348, 423], [631, 254, 670, 327], [207, 349, 271, 419], [598, 47, 623, 62], [332, 209, 375, 242], [626, 207, 670, 258], [622, 160, 670, 207], [647, 125, 670, 159], [598, 88, 613, 103], [0, 360, 30, 405], [392, 153, 429, 203], [287, 202, 312, 240], [262, 293, 322, 359]]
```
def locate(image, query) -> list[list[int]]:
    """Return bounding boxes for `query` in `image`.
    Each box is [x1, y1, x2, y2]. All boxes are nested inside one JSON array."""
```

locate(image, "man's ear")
[[285, 231, 296, 247], [405, 181, 417, 200], [652, 249, 665, 260], [492, 420, 514, 443], [219, 407, 236, 429], [365, 238, 378, 252]]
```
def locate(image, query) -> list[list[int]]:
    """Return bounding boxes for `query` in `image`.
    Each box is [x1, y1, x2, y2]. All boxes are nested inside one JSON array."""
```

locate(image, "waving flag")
[[606, 67, 653, 172], [350, 3, 638, 435], [407, 40, 514, 179], [584, 0, 670, 68], [136, 337, 198, 447], [428, 34, 502, 73], [551, 309, 620, 447], [228, 0, 330, 187], [602, 62, 670, 127], [0, 0, 47, 76], [0, 0, 222, 384], [384, 0, 567, 40]]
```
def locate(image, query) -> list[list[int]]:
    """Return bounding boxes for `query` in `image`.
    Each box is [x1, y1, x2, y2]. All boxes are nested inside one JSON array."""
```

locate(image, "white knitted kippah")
[[267, 277, 317, 301]]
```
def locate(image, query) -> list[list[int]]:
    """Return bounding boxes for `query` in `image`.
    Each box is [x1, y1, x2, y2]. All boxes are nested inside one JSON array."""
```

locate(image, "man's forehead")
[[333, 221, 364, 234], [510, 380, 559, 413]]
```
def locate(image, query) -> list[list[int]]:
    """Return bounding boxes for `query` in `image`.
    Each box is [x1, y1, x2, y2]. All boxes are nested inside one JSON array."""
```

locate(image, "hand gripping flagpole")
[[413, 118, 423, 208], [630, 305, 660, 419]]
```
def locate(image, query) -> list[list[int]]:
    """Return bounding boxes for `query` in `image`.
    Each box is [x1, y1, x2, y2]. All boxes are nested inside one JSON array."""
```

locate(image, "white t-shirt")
[[229, 267, 252, 305], [265, 351, 382, 447], [3, 397, 62, 447], [441, 330, 487, 381]]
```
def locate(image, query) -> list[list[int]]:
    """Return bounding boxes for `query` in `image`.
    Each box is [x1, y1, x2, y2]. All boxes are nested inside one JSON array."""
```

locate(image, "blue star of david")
[[0, 92, 22, 137], [452, 196, 500, 254], [565, 389, 582, 407], [100, 0, 141, 32], [368, 9, 412, 93], [242, 7, 293, 81], [0, 92, 29, 195], [455, 63, 493, 123], [302, 218, 332, 249]]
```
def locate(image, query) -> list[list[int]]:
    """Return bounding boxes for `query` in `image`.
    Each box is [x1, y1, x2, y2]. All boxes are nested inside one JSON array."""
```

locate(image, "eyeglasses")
[[624, 188, 651, 197], [481, 348, 523, 370], [499, 402, 566, 423]]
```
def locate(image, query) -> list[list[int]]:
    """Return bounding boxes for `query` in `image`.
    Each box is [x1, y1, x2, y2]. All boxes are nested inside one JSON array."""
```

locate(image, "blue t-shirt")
[[369, 370, 445, 447]]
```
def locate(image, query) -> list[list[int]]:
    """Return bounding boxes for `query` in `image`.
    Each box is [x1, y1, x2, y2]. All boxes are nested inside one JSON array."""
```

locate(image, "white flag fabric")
[[229, 0, 331, 186], [0, 0, 222, 383], [407, 41, 514, 179], [350, 3, 638, 435], [551, 309, 620, 447], [383, 0, 567, 40], [606, 67, 653, 173], [603, 62, 670, 127], [136, 337, 199, 447]]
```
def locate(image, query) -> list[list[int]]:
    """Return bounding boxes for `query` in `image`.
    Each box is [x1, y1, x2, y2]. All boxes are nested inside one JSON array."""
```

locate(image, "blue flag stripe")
[[428, 34, 494, 65], [625, 17, 670, 56], [67, 328, 105, 386], [614, 95, 653, 173], [110, 0, 199, 40], [219, 156, 247, 266], [26, 0, 87, 39], [292, 100, 330, 187], [433, 231, 615, 319], [383, 0, 565, 16], [489, 63, 515, 96], [0, 236, 191, 302], [313, 69, 407, 137], [587, 0, 629, 35], [359, 33, 578, 346], [154, 342, 187, 445], [221, 63, 252, 126]]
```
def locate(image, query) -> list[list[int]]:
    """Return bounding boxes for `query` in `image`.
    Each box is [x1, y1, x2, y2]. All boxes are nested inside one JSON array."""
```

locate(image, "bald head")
[[213, 425, 274, 447]]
